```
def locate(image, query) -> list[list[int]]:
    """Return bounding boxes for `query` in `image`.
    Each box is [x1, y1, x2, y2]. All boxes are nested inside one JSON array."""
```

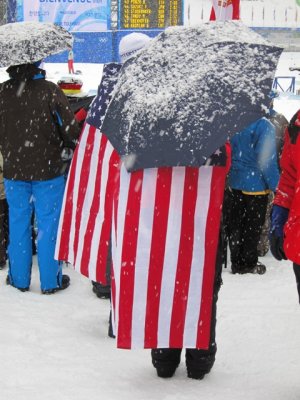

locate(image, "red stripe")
[[95, 149, 120, 284], [110, 261, 116, 336], [169, 168, 199, 348], [117, 170, 143, 349], [73, 125, 96, 264], [79, 133, 108, 278], [232, 0, 240, 19], [196, 167, 226, 349], [56, 141, 79, 261], [144, 168, 172, 348], [209, 6, 216, 20]]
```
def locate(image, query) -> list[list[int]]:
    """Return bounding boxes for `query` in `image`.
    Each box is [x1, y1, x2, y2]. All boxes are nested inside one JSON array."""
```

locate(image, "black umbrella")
[[0, 21, 73, 67], [101, 21, 283, 172]]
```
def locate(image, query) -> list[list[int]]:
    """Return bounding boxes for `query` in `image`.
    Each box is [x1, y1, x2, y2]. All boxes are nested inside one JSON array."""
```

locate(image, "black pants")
[[225, 189, 268, 270], [151, 233, 223, 376], [293, 263, 300, 304], [0, 199, 8, 265]]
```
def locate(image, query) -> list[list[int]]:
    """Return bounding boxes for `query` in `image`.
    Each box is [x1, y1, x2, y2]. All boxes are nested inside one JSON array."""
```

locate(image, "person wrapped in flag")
[[55, 31, 231, 380], [55, 33, 152, 308]]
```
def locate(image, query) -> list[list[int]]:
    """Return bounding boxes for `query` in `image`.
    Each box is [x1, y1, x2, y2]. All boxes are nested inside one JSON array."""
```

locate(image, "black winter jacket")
[[0, 64, 80, 180]]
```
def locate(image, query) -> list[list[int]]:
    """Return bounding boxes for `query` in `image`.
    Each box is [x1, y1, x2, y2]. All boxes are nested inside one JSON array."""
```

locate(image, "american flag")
[[111, 157, 229, 349], [210, 0, 240, 20], [55, 63, 121, 284], [55, 63, 230, 350]]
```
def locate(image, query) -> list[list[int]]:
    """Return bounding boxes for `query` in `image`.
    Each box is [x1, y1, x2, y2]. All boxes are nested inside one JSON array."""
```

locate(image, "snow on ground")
[[0, 254, 299, 400]]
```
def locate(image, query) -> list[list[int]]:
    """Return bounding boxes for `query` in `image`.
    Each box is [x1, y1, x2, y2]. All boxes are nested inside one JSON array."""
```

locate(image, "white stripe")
[[61, 124, 90, 266], [113, 164, 131, 337], [89, 129, 113, 280], [110, 194, 117, 337], [55, 155, 72, 260], [73, 128, 102, 280], [131, 169, 157, 348], [183, 167, 213, 348], [157, 167, 185, 348]]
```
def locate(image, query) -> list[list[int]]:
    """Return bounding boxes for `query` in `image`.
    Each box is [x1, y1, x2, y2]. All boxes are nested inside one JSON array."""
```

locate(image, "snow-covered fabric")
[[210, 0, 240, 21], [0, 21, 73, 68], [228, 117, 280, 193], [101, 21, 283, 172]]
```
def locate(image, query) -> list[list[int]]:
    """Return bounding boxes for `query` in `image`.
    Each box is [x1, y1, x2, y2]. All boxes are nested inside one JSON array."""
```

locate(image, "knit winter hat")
[[119, 33, 151, 63]]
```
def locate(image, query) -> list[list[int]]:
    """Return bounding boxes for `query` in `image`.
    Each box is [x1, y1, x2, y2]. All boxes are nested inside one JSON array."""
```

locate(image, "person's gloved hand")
[[269, 204, 289, 261]]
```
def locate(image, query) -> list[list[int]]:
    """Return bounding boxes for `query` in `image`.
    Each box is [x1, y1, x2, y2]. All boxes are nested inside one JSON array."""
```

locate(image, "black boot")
[[41, 274, 70, 294], [151, 349, 181, 378]]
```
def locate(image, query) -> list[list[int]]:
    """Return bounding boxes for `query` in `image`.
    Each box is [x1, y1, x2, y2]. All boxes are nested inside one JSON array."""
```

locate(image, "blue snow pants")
[[4, 176, 65, 291]]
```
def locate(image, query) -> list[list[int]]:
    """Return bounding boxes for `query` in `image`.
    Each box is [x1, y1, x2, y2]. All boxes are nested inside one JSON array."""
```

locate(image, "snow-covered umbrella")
[[0, 21, 73, 68], [101, 20, 283, 172]]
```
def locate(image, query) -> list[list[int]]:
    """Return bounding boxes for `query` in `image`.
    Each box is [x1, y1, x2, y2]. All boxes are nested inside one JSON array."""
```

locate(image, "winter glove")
[[269, 204, 289, 261]]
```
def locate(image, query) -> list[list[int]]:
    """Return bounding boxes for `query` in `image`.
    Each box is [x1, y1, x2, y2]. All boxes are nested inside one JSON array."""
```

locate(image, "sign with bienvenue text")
[[17, 0, 110, 32]]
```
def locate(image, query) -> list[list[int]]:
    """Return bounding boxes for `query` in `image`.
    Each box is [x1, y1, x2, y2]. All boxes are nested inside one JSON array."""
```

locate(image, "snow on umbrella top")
[[0, 21, 73, 68], [101, 20, 283, 172]]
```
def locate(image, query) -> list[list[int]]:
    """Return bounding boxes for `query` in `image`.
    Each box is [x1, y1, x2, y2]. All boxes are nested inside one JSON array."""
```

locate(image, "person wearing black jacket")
[[0, 62, 80, 293]]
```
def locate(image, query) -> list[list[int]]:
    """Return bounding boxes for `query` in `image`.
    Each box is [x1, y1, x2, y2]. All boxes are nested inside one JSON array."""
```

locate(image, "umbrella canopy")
[[101, 21, 283, 172], [0, 21, 73, 67]]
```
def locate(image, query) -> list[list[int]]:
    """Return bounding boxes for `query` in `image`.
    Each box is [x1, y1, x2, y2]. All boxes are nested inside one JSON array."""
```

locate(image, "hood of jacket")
[[6, 63, 46, 82]]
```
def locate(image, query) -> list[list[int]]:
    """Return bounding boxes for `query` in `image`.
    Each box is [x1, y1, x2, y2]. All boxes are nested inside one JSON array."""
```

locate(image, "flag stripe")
[[55, 138, 79, 262], [169, 168, 199, 348], [77, 131, 108, 279], [117, 169, 143, 349], [112, 165, 130, 338], [95, 148, 120, 283], [131, 169, 158, 348], [183, 167, 213, 347], [143, 168, 172, 348], [60, 123, 91, 265], [196, 167, 225, 348], [156, 168, 185, 348], [73, 125, 96, 265]]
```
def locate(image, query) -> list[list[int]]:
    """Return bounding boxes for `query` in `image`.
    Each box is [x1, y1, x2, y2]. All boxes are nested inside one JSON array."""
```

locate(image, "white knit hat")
[[118, 32, 151, 63]]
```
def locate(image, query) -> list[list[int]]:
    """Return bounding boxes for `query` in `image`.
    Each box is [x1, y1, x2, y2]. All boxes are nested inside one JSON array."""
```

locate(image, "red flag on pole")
[[210, 0, 240, 21]]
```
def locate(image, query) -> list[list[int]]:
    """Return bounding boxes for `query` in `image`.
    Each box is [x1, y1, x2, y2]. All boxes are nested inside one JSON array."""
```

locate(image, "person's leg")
[[31, 212, 37, 255], [4, 180, 33, 289], [151, 349, 182, 378], [226, 189, 246, 273], [293, 263, 300, 304], [4, 199, 9, 255], [185, 231, 223, 379], [92, 237, 112, 299], [240, 194, 268, 273], [33, 176, 66, 292], [257, 193, 273, 256], [0, 199, 7, 267]]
